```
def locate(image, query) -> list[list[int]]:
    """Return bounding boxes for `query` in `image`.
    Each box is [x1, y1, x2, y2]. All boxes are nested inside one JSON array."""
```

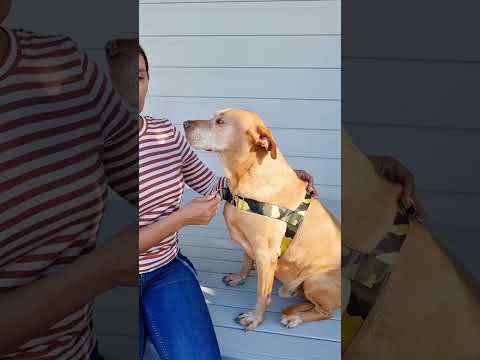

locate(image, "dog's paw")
[[280, 314, 303, 328], [236, 312, 262, 330], [222, 273, 245, 287]]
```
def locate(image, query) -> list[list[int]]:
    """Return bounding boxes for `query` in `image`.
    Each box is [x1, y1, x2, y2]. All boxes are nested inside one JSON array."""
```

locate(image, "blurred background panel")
[[5, 1, 138, 359], [343, 0, 480, 282]]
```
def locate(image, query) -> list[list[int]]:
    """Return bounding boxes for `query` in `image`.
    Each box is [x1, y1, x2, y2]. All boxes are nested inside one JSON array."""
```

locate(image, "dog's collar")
[[341, 197, 418, 352], [220, 186, 314, 257]]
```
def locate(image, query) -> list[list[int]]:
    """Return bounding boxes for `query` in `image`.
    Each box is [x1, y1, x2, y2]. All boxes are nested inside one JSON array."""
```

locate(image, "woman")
[[106, 40, 319, 359], [136, 45, 224, 360]]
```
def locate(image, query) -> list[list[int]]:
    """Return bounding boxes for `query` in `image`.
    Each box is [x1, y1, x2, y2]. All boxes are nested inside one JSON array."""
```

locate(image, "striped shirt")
[[139, 117, 226, 273], [0, 28, 138, 359]]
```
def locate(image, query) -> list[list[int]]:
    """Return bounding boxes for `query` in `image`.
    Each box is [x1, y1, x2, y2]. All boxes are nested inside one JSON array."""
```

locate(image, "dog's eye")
[[216, 118, 224, 125]]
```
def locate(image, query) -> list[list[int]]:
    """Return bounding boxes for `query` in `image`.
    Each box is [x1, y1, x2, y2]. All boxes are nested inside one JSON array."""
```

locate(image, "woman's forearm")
[[139, 210, 187, 253], [0, 249, 113, 355]]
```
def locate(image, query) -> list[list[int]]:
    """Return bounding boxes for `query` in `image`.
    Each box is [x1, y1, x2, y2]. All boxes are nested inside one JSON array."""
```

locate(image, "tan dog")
[[342, 129, 480, 359], [184, 109, 341, 330]]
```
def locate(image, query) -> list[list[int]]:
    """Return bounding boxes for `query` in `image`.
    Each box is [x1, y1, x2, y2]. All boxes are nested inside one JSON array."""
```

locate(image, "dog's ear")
[[247, 125, 277, 159]]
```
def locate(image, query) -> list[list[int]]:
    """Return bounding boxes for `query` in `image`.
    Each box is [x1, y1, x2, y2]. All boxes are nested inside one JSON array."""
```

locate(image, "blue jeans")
[[139, 253, 221, 360]]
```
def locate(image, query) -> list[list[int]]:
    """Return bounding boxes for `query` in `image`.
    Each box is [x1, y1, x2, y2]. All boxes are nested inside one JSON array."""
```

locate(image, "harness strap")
[[220, 186, 314, 257], [341, 197, 418, 352]]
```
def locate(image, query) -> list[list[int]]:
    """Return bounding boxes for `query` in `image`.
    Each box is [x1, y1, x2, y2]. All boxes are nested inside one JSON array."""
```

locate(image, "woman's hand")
[[294, 169, 319, 197], [178, 193, 222, 226], [369, 156, 415, 197], [369, 155, 426, 219], [138, 194, 221, 254]]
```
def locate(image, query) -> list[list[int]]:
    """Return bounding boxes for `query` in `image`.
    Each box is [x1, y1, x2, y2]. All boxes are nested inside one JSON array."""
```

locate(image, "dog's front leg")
[[223, 251, 254, 287], [237, 250, 277, 330]]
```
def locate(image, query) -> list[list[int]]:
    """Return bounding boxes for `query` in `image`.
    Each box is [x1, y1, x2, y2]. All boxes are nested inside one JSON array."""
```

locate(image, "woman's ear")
[[247, 125, 277, 159]]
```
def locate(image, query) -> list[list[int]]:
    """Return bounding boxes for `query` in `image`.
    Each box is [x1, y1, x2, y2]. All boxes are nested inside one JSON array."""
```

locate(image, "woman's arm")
[[0, 225, 137, 355], [139, 209, 186, 254], [139, 194, 221, 253]]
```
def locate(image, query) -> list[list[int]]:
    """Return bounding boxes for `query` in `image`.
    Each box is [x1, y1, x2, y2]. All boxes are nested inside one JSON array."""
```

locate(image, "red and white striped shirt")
[[139, 117, 226, 273], [0, 28, 137, 359]]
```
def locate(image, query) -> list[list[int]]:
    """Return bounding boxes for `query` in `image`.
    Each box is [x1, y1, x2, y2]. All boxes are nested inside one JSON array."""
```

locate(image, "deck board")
[[183, 220, 341, 360], [216, 326, 339, 360]]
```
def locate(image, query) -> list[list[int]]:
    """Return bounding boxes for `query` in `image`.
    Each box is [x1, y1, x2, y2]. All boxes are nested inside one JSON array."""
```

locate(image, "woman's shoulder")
[[142, 116, 174, 131], [12, 28, 75, 46], [142, 115, 171, 126], [140, 116, 181, 139], [11, 28, 84, 67]]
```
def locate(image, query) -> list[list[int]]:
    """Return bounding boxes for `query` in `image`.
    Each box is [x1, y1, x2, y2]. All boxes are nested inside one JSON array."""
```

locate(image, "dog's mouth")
[[190, 140, 213, 152], [185, 131, 216, 152]]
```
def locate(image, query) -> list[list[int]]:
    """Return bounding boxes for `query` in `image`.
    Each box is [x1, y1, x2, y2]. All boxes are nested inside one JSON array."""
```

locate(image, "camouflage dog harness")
[[341, 197, 419, 352], [220, 186, 314, 257]]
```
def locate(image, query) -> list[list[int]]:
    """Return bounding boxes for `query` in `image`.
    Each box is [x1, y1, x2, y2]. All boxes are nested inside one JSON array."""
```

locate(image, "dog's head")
[[184, 108, 277, 160]]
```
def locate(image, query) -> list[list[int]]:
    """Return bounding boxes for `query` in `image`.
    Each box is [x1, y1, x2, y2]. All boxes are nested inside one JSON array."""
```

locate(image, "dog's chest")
[[224, 202, 287, 252], [223, 203, 252, 251]]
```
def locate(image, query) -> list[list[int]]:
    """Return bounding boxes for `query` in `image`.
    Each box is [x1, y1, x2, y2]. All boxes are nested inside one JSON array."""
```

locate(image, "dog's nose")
[[184, 121, 193, 129]]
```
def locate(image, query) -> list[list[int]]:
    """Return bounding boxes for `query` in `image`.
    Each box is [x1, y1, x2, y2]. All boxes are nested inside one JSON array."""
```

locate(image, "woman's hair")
[[105, 38, 150, 78], [139, 45, 149, 78]]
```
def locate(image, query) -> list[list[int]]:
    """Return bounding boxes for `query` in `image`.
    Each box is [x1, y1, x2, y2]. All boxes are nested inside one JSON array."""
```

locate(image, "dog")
[[184, 108, 341, 330], [342, 129, 480, 359]]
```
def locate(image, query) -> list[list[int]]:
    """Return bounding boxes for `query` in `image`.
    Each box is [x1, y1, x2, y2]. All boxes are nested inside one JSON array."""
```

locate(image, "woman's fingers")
[[198, 194, 222, 224], [205, 193, 217, 201], [370, 156, 416, 198], [294, 169, 319, 197], [370, 155, 428, 219], [411, 193, 427, 222], [208, 198, 221, 214], [401, 174, 415, 198]]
